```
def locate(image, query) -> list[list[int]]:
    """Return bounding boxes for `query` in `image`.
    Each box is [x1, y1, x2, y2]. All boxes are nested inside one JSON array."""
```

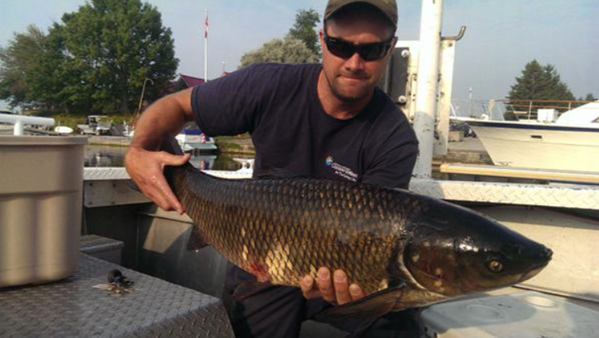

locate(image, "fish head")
[[404, 201, 552, 297]]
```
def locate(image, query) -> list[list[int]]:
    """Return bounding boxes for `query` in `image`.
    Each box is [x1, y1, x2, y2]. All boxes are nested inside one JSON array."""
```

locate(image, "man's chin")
[[331, 85, 371, 103]]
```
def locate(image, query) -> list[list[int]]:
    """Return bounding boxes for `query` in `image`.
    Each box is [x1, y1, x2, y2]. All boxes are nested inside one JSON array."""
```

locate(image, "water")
[[84, 145, 250, 171]]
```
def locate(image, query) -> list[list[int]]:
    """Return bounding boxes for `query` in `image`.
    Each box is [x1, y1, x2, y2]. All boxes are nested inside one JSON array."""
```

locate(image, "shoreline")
[[85, 135, 489, 163], [88, 135, 131, 147]]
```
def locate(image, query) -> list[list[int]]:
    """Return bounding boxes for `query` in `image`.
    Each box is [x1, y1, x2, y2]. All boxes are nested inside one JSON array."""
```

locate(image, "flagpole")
[[204, 9, 208, 82]]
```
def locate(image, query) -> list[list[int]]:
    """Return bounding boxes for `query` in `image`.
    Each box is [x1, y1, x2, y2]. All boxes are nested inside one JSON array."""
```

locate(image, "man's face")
[[320, 15, 395, 103]]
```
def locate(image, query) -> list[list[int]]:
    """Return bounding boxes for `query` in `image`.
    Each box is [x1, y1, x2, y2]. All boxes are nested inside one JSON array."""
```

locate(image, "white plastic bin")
[[0, 135, 87, 288]]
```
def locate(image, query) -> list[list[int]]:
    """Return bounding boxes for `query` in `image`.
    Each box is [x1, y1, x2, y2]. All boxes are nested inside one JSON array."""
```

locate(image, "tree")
[[238, 8, 321, 68], [287, 9, 321, 57], [507, 60, 575, 113], [584, 93, 597, 101], [26, 23, 83, 114], [0, 26, 46, 107], [56, 0, 178, 114], [239, 37, 319, 68], [0, 0, 178, 114]]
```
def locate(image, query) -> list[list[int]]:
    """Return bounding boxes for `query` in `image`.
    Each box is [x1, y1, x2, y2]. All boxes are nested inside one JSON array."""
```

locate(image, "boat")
[[465, 101, 599, 173], [175, 125, 218, 153], [0, 112, 56, 135], [54, 126, 74, 134], [232, 157, 254, 174], [188, 154, 217, 170]]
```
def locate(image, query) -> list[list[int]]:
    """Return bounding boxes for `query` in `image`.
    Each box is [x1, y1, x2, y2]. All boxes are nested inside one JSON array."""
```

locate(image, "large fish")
[[162, 139, 552, 320]]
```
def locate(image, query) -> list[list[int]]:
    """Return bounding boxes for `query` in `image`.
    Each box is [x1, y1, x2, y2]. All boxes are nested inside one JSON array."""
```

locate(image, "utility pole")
[[137, 78, 154, 115], [413, 0, 444, 179], [204, 9, 209, 82]]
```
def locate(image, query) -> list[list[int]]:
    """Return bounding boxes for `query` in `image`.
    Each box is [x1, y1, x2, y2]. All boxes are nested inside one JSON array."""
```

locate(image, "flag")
[[204, 12, 209, 38], [203, 9, 209, 82]]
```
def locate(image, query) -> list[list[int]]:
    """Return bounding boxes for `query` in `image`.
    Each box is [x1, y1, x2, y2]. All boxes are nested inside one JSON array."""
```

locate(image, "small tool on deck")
[[93, 269, 134, 294]]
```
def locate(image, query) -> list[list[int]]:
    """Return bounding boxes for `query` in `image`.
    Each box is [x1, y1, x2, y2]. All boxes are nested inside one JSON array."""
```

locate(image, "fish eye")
[[487, 260, 504, 273]]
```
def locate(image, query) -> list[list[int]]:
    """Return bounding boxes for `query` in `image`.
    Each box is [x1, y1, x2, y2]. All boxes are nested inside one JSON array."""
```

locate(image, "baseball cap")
[[324, 0, 398, 29]]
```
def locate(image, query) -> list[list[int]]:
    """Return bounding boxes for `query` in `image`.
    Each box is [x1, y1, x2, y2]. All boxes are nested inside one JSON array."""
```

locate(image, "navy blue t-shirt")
[[191, 63, 418, 189]]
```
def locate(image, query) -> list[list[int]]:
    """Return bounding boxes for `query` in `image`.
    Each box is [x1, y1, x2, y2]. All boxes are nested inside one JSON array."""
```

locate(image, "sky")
[[1, 0, 598, 111]]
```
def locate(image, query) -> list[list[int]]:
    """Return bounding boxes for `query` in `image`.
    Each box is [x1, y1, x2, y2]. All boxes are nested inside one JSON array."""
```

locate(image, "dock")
[[88, 135, 131, 147], [443, 137, 491, 164]]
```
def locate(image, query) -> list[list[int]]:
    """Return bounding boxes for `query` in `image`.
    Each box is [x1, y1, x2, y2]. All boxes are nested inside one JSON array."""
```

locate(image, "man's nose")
[[344, 52, 366, 71]]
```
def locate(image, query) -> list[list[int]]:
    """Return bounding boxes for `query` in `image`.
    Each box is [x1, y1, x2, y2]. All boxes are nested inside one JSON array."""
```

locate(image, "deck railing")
[[451, 99, 597, 121]]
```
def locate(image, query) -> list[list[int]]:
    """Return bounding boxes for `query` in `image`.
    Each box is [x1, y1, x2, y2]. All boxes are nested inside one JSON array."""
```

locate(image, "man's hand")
[[125, 145, 190, 214], [300, 267, 366, 305]]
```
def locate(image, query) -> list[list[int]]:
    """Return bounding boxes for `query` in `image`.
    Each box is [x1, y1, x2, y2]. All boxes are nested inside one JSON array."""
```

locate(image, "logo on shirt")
[[324, 155, 358, 182]]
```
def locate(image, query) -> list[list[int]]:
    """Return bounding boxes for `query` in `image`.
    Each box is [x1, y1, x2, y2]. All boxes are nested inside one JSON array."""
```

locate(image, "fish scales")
[[172, 166, 418, 294]]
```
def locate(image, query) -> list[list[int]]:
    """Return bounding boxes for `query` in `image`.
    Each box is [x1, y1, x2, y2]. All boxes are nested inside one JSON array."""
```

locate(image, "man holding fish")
[[128, 0, 434, 337]]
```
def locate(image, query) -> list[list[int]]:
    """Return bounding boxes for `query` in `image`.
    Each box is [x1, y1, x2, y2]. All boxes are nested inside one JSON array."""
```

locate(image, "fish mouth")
[[519, 247, 553, 282], [519, 264, 546, 282]]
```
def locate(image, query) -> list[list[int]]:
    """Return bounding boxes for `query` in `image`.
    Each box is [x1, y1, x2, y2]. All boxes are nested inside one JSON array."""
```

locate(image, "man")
[[126, 0, 418, 336]]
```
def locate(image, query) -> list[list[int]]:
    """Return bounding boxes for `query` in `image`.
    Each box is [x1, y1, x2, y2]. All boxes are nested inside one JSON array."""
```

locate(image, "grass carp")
[[163, 140, 552, 319]]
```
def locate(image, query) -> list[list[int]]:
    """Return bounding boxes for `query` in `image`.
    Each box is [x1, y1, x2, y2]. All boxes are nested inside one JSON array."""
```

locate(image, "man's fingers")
[[157, 152, 188, 213], [349, 283, 366, 301], [150, 174, 185, 214], [300, 276, 322, 299], [300, 275, 313, 292], [317, 268, 336, 304], [125, 146, 186, 214], [143, 180, 183, 214], [304, 268, 366, 305], [165, 190, 185, 214], [160, 152, 191, 167], [333, 270, 352, 305]]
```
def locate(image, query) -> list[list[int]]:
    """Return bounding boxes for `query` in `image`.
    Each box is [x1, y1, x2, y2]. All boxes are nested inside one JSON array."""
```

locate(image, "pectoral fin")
[[314, 284, 406, 325], [186, 225, 210, 250]]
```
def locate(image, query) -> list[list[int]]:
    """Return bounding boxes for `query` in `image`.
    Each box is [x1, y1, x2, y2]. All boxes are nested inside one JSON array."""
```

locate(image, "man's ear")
[[319, 28, 325, 47], [387, 37, 398, 56]]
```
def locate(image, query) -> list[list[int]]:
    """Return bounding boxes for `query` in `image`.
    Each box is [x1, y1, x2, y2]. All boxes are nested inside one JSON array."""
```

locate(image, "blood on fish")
[[248, 261, 270, 282]]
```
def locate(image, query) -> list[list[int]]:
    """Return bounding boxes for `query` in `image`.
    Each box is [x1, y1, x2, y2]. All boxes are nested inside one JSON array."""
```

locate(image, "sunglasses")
[[324, 33, 395, 61]]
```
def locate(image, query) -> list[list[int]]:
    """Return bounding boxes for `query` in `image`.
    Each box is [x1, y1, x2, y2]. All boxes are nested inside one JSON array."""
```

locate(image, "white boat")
[[466, 101, 599, 173], [175, 127, 218, 153], [232, 157, 254, 172], [126, 126, 217, 153], [54, 126, 74, 134]]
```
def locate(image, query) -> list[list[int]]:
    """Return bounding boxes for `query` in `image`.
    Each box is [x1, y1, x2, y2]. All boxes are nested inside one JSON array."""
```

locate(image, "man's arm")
[[125, 88, 194, 214]]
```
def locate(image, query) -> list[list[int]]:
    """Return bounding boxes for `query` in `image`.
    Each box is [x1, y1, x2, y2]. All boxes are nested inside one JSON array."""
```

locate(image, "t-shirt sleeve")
[[361, 121, 419, 190], [190, 64, 273, 136]]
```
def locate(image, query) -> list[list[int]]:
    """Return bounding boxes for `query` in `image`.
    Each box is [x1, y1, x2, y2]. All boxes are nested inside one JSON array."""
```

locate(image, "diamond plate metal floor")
[[0, 254, 234, 338]]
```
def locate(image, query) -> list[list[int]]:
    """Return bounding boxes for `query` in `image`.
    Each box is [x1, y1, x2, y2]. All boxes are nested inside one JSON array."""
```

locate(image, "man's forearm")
[[131, 88, 194, 150]]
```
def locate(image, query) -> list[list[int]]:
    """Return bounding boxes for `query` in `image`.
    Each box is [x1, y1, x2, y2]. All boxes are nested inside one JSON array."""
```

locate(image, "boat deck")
[[0, 253, 234, 338]]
